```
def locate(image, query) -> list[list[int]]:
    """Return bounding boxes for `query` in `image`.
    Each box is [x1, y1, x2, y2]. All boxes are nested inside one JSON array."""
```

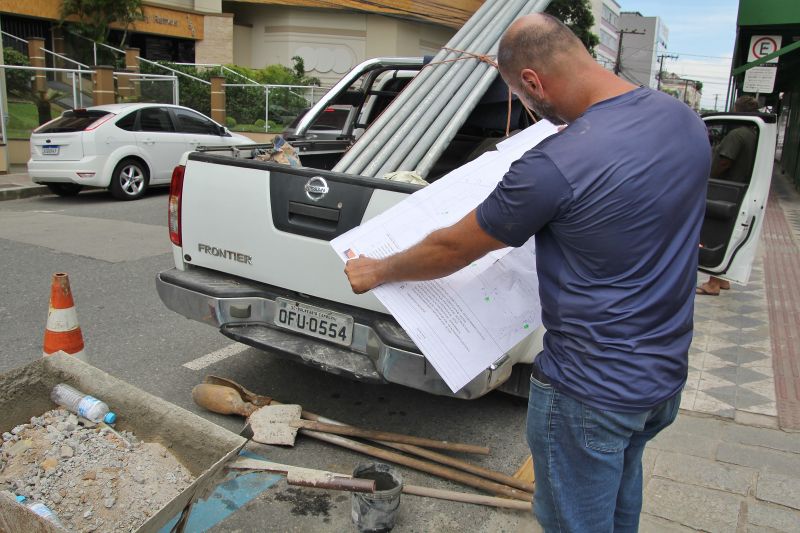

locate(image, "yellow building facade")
[[0, 0, 481, 76]]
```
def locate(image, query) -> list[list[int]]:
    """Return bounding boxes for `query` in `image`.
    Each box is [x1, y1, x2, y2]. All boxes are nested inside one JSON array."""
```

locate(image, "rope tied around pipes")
[[421, 47, 538, 137]]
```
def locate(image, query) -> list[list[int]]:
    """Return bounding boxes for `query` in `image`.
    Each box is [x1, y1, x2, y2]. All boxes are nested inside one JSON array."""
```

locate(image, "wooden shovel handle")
[[403, 484, 531, 511], [295, 419, 490, 455], [266, 398, 528, 493], [301, 429, 532, 501]]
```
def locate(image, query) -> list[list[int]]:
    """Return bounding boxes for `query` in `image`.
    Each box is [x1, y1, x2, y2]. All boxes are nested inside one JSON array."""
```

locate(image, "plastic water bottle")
[[50, 383, 116, 424], [15, 495, 62, 526]]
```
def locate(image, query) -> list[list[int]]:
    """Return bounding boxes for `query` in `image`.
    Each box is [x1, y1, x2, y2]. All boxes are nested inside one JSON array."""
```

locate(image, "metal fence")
[[223, 83, 322, 132], [2, 29, 328, 135], [0, 64, 177, 142]]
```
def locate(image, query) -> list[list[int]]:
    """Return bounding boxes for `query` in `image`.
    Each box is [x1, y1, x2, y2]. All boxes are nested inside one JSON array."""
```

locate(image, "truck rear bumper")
[[156, 267, 517, 399]]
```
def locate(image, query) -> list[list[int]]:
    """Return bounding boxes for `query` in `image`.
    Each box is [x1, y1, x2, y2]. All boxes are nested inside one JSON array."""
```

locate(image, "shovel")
[[247, 404, 490, 455], [229, 457, 375, 493], [230, 457, 531, 511]]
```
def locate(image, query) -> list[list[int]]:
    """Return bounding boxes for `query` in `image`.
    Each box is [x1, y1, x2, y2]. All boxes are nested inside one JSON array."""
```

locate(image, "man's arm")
[[710, 156, 732, 178], [711, 129, 743, 178], [344, 209, 506, 294]]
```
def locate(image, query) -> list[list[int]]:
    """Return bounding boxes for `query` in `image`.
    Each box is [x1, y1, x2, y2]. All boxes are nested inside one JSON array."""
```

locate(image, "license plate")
[[274, 298, 354, 346], [42, 145, 60, 155]]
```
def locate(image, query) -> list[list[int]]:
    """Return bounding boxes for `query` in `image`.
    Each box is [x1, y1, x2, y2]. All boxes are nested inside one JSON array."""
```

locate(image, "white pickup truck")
[[156, 56, 777, 399]]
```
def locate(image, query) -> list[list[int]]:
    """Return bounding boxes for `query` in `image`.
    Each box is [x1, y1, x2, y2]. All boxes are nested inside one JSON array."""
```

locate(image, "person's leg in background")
[[697, 275, 731, 296]]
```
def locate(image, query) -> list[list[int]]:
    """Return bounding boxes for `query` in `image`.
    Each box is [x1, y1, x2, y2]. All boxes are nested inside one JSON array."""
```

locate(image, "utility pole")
[[656, 53, 679, 90], [614, 29, 646, 76], [714, 94, 719, 111]]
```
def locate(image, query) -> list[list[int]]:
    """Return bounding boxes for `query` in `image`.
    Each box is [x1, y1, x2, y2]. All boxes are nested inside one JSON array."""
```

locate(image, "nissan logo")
[[304, 176, 329, 201]]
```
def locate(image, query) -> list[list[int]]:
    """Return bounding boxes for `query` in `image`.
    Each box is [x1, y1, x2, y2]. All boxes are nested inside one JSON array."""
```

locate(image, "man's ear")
[[520, 68, 543, 96]]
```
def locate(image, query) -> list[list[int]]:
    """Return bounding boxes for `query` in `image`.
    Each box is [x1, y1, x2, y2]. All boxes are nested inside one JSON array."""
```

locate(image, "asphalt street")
[[0, 188, 534, 532]]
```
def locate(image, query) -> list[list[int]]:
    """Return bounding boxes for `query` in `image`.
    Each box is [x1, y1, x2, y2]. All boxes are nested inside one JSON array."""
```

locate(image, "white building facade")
[[225, 3, 455, 85], [617, 11, 669, 88], [590, 0, 621, 71]]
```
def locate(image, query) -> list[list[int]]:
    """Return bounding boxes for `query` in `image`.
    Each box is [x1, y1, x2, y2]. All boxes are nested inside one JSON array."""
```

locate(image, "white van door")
[[698, 113, 777, 284]]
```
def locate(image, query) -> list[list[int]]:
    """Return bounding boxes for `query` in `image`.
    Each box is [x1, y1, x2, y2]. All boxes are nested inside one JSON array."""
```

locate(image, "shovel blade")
[[248, 404, 303, 446]]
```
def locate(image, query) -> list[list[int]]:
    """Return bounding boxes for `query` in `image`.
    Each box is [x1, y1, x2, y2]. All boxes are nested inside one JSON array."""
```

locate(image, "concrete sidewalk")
[[0, 166, 48, 201], [639, 412, 800, 532], [635, 168, 800, 532]]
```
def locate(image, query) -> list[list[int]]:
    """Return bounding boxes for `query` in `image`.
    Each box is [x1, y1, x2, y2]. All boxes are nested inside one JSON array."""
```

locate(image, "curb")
[[0, 185, 50, 202]]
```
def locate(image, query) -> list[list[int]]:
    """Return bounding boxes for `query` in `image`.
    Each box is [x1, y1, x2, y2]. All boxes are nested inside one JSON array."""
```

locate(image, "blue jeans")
[[527, 372, 681, 533]]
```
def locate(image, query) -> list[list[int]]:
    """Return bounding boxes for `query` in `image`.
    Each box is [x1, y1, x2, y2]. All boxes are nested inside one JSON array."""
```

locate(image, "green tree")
[[544, 0, 600, 55], [3, 47, 31, 98], [59, 0, 143, 46]]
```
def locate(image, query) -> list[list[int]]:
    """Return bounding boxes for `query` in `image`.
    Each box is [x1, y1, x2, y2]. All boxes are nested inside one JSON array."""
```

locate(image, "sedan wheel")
[[110, 159, 149, 200]]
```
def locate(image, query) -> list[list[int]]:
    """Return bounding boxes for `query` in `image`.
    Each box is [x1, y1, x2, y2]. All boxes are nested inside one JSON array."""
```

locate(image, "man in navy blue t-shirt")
[[345, 14, 709, 531]]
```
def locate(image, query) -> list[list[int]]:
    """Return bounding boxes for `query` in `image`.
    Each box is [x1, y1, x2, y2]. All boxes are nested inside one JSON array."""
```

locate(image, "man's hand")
[[342, 210, 506, 295], [345, 255, 387, 294]]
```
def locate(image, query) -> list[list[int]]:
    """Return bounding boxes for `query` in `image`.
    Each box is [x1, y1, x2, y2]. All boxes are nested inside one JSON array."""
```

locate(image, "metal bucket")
[[351, 462, 403, 533]]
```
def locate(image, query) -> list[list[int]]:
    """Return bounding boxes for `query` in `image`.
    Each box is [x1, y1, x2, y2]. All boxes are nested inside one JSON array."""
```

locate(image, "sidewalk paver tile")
[[756, 472, 800, 510], [747, 501, 800, 533], [763, 177, 800, 429], [639, 513, 697, 532], [667, 413, 726, 437], [717, 442, 800, 477], [721, 424, 800, 453], [653, 451, 755, 495], [644, 478, 742, 533], [649, 426, 719, 459]]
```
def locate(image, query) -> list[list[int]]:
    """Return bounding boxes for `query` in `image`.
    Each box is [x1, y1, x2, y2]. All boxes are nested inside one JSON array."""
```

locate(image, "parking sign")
[[747, 35, 782, 64]]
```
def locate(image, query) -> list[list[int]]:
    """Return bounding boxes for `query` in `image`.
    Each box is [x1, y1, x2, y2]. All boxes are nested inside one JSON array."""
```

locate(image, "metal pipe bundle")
[[361, 0, 524, 178], [332, 0, 550, 178], [333, 0, 507, 175], [414, 0, 551, 177]]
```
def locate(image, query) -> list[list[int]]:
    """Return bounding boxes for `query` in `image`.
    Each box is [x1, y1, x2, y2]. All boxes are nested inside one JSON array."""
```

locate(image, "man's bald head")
[[497, 13, 591, 79]]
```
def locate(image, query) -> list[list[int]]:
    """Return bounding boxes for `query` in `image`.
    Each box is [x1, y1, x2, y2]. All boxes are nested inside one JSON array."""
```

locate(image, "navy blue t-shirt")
[[477, 87, 710, 412]]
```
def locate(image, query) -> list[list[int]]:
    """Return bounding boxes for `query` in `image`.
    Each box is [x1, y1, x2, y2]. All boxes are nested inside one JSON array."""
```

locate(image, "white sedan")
[[28, 103, 253, 200]]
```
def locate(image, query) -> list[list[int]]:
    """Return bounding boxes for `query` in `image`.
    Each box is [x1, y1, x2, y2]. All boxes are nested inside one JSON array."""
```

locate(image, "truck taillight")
[[168, 165, 185, 246]]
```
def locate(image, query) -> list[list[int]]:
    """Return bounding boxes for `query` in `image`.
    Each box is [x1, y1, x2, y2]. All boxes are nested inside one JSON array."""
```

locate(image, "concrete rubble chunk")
[[7, 439, 32, 456], [41, 456, 59, 471], [1, 406, 197, 532]]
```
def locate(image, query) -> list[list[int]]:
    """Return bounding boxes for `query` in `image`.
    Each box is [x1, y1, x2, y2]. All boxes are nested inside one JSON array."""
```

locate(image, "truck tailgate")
[[180, 153, 421, 313]]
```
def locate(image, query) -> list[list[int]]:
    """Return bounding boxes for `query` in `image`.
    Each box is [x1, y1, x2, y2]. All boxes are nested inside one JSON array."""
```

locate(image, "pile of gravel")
[[0, 408, 194, 532]]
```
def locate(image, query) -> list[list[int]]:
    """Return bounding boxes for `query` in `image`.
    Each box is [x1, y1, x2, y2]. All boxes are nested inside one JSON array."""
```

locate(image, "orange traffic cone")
[[43, 273, 86, 360]]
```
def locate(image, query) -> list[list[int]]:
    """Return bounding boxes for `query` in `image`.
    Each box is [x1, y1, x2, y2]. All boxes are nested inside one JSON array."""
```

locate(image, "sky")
[[617, 0, 739, 110]]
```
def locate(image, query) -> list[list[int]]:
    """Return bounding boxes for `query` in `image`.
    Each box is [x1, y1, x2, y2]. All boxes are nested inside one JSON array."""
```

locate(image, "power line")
[[615, 28, 646, 75], [615, 46, 733, 61], [657, 53, 679, 90]]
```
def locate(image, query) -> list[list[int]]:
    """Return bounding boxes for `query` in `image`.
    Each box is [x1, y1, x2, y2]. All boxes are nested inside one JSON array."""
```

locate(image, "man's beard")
[[524, 93, 564, 125]]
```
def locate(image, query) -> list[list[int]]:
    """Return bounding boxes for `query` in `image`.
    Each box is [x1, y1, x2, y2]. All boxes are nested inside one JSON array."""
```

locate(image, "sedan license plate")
[[42, 145, 60, 155], [274, 298, 354, 346]]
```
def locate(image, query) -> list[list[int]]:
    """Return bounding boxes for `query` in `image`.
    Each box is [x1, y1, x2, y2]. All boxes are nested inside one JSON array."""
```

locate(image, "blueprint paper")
[[331, 120, 557, 392]]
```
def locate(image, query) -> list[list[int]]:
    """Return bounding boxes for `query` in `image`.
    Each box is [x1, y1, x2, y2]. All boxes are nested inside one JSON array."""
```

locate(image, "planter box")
[[0, 353, 246, 532]]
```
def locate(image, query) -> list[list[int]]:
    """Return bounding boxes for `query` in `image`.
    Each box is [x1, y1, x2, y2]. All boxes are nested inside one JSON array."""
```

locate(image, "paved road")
[[0, 189, 534, 531]]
